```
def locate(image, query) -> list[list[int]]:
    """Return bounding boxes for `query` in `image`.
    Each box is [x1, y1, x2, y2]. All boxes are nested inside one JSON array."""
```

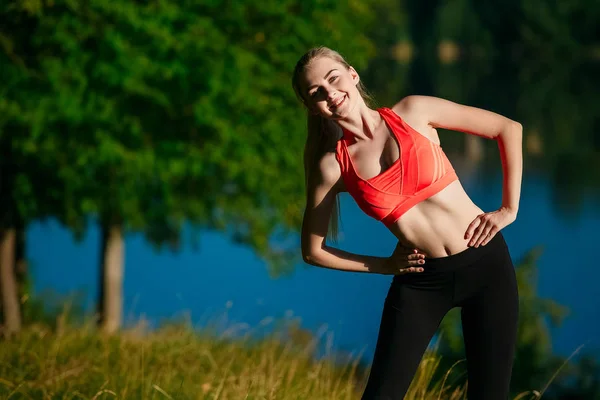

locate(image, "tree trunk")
[[15, 225, 28, 309], [98, 223, 124, 334], [0, 228, 21, 335]]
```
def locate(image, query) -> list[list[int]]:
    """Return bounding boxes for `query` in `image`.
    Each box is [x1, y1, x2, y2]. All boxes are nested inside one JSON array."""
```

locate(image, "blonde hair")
[[292, 47, 374, 243]]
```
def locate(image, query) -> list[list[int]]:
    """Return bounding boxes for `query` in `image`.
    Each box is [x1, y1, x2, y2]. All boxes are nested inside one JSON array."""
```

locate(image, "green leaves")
[[0, 0, 375, 267]]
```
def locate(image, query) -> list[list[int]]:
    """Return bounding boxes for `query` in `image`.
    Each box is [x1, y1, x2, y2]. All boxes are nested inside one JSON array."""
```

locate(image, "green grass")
[[0, 318, 547, 400]]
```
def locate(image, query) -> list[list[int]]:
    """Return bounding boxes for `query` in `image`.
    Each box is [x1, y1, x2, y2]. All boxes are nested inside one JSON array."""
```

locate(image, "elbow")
[[302, 252, 315, 265], [301, 234, 322, 266], [509, 120, 523, 136], [301, 248, 323, 266], [513, 121, 523, 135], [302, 251, 317, 266], [497, 120, 522, 141]]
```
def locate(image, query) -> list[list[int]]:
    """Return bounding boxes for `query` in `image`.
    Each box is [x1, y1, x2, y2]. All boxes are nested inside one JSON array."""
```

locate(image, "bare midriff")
[[386, 180, 484, 258]]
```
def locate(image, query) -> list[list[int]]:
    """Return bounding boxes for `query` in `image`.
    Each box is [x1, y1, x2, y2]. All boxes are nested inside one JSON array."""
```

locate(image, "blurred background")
[[1, 0, 599, 398]]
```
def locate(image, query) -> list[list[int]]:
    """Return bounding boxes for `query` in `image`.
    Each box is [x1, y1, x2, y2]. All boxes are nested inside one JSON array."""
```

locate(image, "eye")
[[329, 76, 338, 83], [309, 87, 321, 98]]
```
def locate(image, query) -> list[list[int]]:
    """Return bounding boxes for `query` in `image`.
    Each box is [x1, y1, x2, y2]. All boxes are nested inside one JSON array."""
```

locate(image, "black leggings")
[[362, 233, 519, 400]]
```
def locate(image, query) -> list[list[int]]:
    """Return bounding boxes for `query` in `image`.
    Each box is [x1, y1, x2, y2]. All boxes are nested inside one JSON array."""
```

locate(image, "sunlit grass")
[[0, 314, 559, 399]]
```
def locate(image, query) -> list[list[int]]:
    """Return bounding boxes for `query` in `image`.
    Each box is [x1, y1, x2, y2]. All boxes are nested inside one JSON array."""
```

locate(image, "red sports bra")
[[335, 107, 458, 227]]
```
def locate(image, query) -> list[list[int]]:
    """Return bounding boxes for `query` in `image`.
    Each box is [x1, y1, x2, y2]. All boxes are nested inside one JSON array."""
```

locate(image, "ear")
[[348, 66, 360, 85]]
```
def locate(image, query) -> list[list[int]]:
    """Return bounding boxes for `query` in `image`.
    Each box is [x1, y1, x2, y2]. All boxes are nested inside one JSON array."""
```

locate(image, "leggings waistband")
[[421, 232, 507, 272]]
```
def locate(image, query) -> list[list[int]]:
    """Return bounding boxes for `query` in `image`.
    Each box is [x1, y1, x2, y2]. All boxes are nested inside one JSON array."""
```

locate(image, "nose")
[[326, 89, 338, 102]]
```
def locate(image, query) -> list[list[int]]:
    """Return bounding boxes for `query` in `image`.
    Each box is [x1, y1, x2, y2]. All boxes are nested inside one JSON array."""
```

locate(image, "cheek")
[[339, 77, 356, 92]]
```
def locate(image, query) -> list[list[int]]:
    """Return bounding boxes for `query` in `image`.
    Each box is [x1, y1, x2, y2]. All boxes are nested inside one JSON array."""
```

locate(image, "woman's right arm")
[[301, 152, 424, 275]]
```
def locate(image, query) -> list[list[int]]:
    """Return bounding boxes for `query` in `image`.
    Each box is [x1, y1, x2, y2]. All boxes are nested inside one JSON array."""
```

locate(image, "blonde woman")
[[293, 47, 522, 399]]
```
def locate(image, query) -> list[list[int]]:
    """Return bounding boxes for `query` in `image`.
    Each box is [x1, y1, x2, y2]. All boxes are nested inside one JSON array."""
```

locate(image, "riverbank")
[[0, 319, 471, 399]]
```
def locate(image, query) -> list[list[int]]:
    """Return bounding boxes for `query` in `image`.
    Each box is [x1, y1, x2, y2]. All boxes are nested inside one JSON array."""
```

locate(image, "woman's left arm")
[[394, 95, 523, 247]]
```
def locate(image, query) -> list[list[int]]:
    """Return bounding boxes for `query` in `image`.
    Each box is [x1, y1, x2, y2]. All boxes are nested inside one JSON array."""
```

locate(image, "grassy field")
[[0, 319, 545, 400]]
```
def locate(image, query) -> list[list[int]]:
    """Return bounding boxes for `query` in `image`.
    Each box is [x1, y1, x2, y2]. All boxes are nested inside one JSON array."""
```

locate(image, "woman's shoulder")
[[389, 96, 442, 143], [312, 151, 345, 192], [320, 150, 342, 179], [389, 95, 431, 118]]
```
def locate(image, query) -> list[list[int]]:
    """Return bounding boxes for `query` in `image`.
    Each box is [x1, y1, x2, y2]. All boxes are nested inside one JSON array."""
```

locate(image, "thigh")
[[460, 254, 519, 400], [362, 284, 451, 400]]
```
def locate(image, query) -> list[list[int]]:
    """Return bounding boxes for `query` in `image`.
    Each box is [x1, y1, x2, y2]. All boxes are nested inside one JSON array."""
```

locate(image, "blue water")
[[28, 172, 600, 361]]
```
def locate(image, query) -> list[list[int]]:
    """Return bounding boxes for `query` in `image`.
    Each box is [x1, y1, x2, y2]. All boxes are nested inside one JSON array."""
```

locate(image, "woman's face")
[[299, 57, 360, 119]]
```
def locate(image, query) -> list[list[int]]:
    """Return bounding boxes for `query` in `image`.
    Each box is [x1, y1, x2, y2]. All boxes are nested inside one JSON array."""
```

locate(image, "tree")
[[1, 0, 377, 333], [0, 3, 61, 334]]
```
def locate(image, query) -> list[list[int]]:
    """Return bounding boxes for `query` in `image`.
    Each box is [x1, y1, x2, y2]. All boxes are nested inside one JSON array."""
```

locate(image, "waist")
[[387, 181, 485, 257]]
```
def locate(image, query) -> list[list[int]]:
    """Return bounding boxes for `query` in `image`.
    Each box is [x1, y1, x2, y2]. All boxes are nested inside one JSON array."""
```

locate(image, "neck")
[[336, 103, 381, 142]]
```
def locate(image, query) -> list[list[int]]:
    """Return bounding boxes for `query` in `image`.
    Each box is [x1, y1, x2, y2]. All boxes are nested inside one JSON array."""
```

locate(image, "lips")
[[329, 95, 346, 111]]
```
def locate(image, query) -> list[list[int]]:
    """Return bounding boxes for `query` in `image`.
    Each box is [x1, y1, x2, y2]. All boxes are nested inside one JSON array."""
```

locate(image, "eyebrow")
[[307, 69, 339, 92]]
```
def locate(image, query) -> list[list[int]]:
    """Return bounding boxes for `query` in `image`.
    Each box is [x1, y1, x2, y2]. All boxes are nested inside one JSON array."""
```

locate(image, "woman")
[[293, 47, 522, 399]]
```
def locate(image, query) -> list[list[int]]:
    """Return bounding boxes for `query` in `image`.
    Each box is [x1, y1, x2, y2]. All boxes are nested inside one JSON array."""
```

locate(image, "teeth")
[[331, 96, 344, 108]]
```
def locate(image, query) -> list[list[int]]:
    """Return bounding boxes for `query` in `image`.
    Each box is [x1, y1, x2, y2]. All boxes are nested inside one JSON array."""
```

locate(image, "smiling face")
[[298, 56, 361, 119]]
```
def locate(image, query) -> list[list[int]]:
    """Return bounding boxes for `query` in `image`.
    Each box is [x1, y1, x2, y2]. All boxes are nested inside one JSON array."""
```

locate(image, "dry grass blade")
[[90, 389, 117, 400], [152, 384, 174, 399], [437, 359, 466, 400], [513, 390, 539, 400], [538, 344, 585, 398], [41, 365, 88, 386], [0, 322, 561, 400]]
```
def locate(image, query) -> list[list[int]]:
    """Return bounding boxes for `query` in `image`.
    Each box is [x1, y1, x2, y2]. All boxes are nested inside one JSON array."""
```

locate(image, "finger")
[[398, 266, 424, 274], [468, 229, 482, 247], [471, 229, 487, 247], [481, 226, 499, 246], [464, 216, 482, 240], [399, 266, 422, 274], [409, 248, 427, 258], [406, 258, 425, 267], [479, 232, 492, 247], [469, 217, 490, 246], [396, 249, 426, 260], [474, 224, 494, 247], [407, 253, 425, 261]]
